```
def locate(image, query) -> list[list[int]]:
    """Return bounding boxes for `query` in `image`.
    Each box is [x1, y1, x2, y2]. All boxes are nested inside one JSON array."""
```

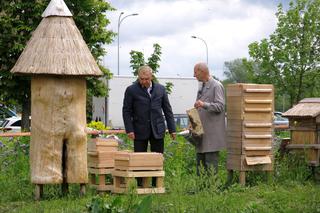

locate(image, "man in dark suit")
[[122, 65, 176, 153]]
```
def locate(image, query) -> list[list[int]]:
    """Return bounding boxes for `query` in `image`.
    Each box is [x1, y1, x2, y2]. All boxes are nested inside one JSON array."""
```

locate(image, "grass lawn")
[[0, 133, 320, 212]]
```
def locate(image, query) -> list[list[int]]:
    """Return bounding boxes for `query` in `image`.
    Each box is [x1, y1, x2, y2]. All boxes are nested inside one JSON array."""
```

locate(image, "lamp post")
[[191, 35, 208, 65], [117, 12, 139, 75]]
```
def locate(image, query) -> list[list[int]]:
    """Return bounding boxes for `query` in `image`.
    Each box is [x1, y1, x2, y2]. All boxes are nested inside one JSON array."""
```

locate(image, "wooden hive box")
[[88, 151, 116, 168], [283, 98, 320, 166], [87, 137, 119, 168], [226, 84, 274, 172], [114, 152, 164, 171], [88, 137, 118, 152]]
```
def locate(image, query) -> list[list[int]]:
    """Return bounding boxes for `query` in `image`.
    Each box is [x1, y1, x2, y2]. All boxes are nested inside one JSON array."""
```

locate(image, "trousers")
[[196, 151, 219, 175]]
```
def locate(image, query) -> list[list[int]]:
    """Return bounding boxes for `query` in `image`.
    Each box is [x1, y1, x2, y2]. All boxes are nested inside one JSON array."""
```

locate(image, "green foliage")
[[86, 193, 152, 213], [2, 134, 320, 212], [248, 0, 320, 106], [223, 58, 257, 84], [129, 43, 174, 94], [0, 0, 115, 127]]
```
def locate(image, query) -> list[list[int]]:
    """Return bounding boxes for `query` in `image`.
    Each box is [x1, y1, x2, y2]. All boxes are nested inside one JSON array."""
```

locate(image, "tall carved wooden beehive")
[[10, 0, 103, 199], [226, 84, 274, 185]]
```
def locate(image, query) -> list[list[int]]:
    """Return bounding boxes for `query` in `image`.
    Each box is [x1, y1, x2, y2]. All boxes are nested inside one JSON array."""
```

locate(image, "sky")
[[102, 0, 290, 80]]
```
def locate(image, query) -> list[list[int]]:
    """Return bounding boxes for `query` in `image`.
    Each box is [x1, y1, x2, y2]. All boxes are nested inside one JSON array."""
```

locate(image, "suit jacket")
[[122, 81, 176, 140], [196, 77, 226, 153]]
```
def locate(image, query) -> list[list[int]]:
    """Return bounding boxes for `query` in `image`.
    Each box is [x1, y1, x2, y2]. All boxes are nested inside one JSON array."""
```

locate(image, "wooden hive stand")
[[226, 84, 274, 185], [87, 137, 118, 192], [112, 152, 165, 194]]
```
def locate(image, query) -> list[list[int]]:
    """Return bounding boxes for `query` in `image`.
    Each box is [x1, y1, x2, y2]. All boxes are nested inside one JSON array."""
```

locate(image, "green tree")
[[129, 43, 173, 94], [223, 58, 256, 84], [0, 0, 115, 130], [249, 0, 320, 106]]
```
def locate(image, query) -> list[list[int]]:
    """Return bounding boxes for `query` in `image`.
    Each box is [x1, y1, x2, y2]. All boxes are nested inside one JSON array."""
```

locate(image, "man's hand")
[[194, 100, 204, 109], [170, 132, 176, 140], [127, 132, 135, 140]]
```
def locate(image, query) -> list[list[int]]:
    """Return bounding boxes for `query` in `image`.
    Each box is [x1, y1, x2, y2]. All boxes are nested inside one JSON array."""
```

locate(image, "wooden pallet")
[[112, 170, 165, 194], [88, 167, 113, 192]]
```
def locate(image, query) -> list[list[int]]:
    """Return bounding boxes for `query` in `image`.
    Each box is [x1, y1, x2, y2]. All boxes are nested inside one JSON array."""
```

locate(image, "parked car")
[[0, 116, 30, 132], [173, 114, 189, 129], [0, 104, 17, 124], [274, 111, 289, 128]]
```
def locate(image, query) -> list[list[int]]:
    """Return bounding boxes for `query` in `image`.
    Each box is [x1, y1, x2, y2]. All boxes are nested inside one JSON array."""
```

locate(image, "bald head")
[[193, 62, 210, 82]]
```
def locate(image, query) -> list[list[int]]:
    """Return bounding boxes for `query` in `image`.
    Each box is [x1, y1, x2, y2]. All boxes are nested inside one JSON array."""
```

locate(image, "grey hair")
[[138, 65, 153, 76], [194, 62, 209, 73]]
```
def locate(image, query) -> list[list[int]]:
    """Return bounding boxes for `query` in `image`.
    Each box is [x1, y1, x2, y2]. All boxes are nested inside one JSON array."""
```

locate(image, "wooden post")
[[80, 183, 86, 196], [34, 184, 43, 201], [239, 171, 246, 186]]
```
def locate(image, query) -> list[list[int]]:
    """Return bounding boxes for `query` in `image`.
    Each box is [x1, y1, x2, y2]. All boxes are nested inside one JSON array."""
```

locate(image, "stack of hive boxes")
[[226, 84, 274, 184], [112, 152, 165, 194], [87, 137, 118, 192]]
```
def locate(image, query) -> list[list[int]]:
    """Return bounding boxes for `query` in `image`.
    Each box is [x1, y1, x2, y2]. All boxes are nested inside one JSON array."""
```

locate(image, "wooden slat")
[[244, 134, 272, 139], [112, 170, 165, 177], [245, 99, 272, 104], [245, 123, 272, 128], [245, 146, 272, 151], [286, 144, 320, 149], [244, 108, 272, 112], [245, 88, 272, 93], [114, 166, 164, 171], [246, 156, 272, 165], [88, 168, 113, 174]]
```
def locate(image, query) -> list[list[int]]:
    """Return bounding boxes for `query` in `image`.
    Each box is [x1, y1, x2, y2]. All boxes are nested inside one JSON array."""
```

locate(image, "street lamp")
[[191, 35, 208, 65], [117, 12, 139, 75]]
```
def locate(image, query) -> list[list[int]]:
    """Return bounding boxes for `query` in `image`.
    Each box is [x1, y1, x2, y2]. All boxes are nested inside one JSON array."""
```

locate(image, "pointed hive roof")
[[283, 98, 320, 118], [11, 0, 102, 76]]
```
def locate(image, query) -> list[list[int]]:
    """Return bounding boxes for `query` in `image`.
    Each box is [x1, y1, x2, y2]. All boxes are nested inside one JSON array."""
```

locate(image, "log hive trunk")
[[30, 76, 88, 184]]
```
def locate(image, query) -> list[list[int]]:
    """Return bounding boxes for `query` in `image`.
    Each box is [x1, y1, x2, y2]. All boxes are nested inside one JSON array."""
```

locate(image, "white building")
[[92, 75, 199, 128]]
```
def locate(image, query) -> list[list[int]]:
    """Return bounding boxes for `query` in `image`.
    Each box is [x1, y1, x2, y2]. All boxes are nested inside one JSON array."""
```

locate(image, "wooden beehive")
[[226, 84, 274, 174], [87, 137, 119, 192], [114, 152, 163, 171], [87, 137, 118, 152], [113, 151, 165, 194], [283, 98, 320, 166], [87, 137, 118, 168]]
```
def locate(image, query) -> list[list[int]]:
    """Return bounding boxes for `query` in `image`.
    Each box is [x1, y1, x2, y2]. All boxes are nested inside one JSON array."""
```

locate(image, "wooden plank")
[[243, 113, 272, 122], [88, 161, 114, 168], [286, 144, 320, 149], [245, 146, 272, 151], [114, 166, 163, 171], [244, 150, 272, 156], [246, 156, 271, 165], [245, 99, 272, 104], [142, 177, 151, 188], [291, 131, 317, 144], [244, 88, 272, 93], [239, 171, 246, 186], [113, 170, 165, 177], [244, 134, 272, 139], [244, 108, 272, 112], [88, 168, 113, 174], [227, 154, 273, 171]]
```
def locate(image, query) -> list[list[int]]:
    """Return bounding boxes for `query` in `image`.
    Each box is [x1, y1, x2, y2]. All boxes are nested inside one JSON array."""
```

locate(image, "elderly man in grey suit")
[[193, 62, 226, 175]]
